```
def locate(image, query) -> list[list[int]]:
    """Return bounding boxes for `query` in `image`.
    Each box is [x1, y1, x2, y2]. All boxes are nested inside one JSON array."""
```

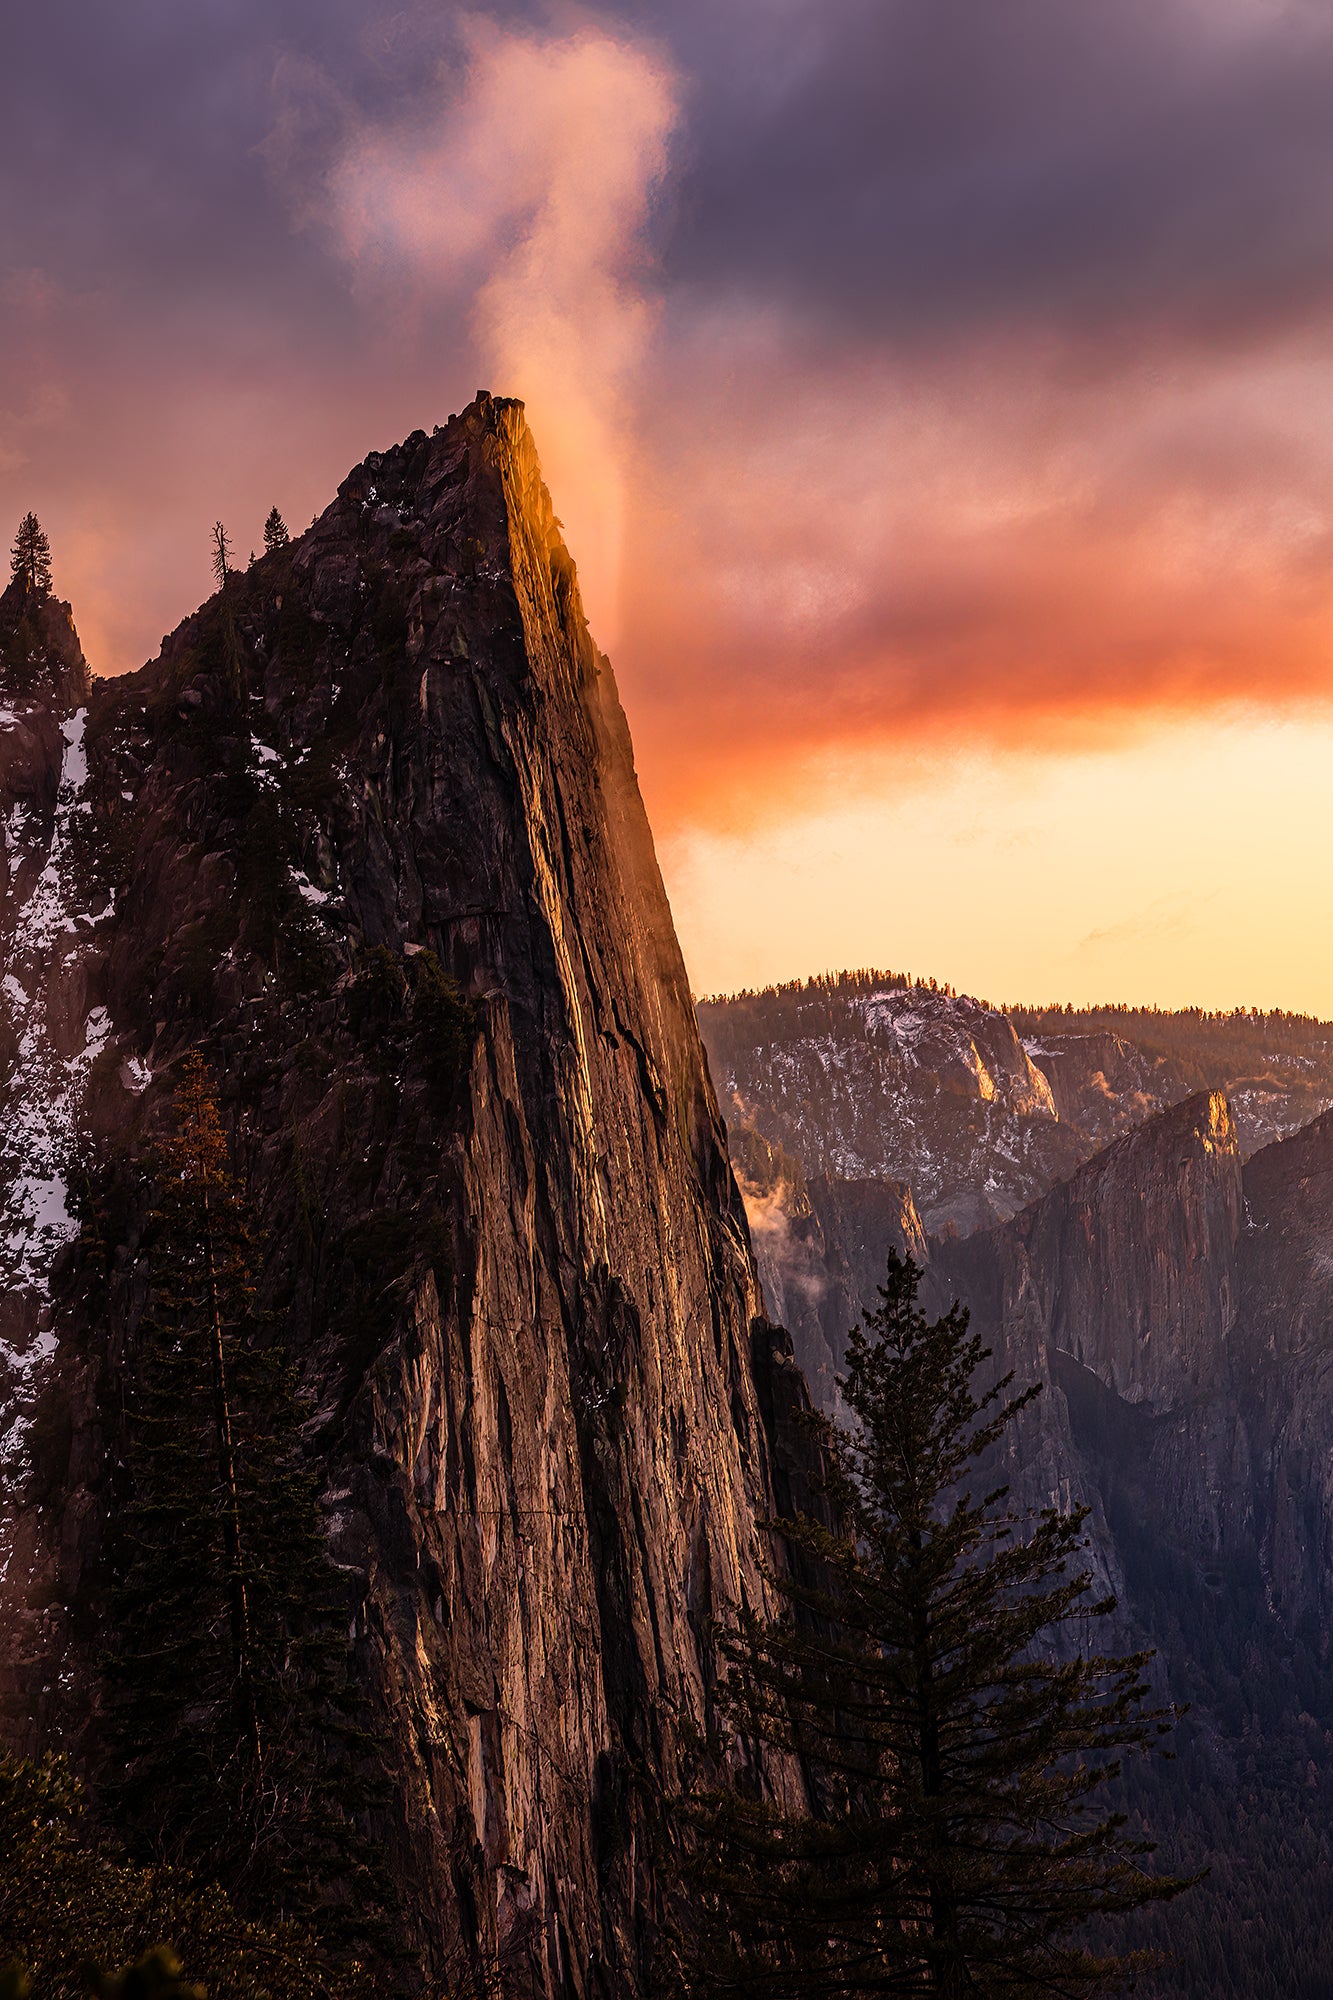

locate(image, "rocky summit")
[[0, 396, 816, 1996]]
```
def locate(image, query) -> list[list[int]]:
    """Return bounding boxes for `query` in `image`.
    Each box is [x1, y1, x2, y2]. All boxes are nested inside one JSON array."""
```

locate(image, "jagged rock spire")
[[0, 394, 811, 1997], [0, 573, 89, 709]]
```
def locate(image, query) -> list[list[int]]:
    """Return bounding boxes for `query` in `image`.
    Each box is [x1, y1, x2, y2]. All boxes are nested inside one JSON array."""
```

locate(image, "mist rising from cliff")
[[326, 20, 677, 647]]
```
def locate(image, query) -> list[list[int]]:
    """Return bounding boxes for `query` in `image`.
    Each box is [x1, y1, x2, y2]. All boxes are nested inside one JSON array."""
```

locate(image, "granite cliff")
[[948, 1089, 1243, 1410], [699, 975, 1081, 1237], [928, 1091, 1333, 1642], [0, 399, 812, 1995]]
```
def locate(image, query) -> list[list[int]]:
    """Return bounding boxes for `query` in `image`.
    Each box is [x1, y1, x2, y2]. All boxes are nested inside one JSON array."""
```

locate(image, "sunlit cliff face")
[[6, 0, 1333, 1006]]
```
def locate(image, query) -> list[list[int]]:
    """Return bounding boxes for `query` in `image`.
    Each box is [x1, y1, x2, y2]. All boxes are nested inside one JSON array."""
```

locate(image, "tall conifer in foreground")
[[106, 1055, 387, 1954], [674, 1251, 1189, 1997]]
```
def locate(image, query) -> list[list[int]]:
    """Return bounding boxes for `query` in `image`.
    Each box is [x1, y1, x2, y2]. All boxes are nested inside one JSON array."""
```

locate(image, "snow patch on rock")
[[0, 706, 114, 1474], [700, 980, 1075, 1237]]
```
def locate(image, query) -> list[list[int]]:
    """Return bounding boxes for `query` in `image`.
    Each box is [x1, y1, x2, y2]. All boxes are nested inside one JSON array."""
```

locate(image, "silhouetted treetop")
[[10, 513, 52, 595]]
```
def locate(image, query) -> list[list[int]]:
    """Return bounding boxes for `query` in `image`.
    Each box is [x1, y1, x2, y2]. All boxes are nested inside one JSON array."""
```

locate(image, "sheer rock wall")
[[0, 399, 807, 1996]]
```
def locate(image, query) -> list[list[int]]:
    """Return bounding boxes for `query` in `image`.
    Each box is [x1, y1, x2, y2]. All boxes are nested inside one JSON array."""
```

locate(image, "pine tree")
[[675, 1251, 1190, 1997], [106, 1055, 389, 1954], [262, 507, 290, 553], [210, 522, 232, 589], [10, 513, 52, 595]]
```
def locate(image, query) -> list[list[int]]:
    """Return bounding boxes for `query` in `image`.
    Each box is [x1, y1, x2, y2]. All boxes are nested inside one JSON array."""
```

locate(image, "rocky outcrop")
[[0, 398, 812, 1996], [700, 978, 1086, 1236], [0, 575, 88, 711], [732, 1123, 925, 1410], [979, 1090, 1243, 1411], [1020, 1030, 1198, 1152]]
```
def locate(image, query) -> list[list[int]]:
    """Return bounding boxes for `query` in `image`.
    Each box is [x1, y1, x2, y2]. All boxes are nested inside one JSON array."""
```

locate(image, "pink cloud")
[[325, 18, 678, 644]]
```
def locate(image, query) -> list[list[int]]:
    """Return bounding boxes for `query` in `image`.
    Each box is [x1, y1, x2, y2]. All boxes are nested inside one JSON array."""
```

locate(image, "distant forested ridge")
[[698, 973, 1333, 1236]]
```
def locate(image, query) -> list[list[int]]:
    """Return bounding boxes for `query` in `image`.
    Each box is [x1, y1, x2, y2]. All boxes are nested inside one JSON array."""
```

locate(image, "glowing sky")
[[6, 0, 1333, 1008]]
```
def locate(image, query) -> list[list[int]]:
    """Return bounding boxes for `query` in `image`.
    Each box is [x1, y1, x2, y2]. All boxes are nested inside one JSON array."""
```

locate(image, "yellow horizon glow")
[[658, 710, 1333, 1016]]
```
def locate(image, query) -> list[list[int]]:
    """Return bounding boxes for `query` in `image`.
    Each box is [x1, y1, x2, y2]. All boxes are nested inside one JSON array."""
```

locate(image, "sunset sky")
[[7, 0, 1333, 1009]]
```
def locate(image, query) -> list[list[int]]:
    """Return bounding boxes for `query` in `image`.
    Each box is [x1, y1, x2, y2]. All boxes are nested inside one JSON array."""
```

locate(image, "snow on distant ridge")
[[698, 977, 1075, 1235], [850, 984, 1057, 1121]]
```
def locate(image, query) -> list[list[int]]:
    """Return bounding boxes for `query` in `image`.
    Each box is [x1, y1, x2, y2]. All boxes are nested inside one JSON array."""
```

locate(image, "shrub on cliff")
[[0, 1751, 361, 1999]]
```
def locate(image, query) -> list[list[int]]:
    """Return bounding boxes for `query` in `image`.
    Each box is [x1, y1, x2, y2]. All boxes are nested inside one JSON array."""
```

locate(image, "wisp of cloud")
[[328, 18, 678, 645]]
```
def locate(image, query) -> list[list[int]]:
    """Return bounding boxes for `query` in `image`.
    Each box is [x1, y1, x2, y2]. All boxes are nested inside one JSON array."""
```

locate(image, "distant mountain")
[[698, 974, 1085, 1237], [698, 972, 1333, 1238], [933, 1095, 1333, 1998]]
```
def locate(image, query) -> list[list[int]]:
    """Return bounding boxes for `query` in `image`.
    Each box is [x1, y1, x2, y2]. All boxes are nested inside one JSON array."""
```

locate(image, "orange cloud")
[[9, 5, 1333, 902], [616, 328, 1333, 832]]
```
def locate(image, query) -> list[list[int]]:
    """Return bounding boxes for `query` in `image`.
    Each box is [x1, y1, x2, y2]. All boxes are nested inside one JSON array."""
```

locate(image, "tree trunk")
[[910, 1532, 971, 1995], [198, 1157, 263, 1780]]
